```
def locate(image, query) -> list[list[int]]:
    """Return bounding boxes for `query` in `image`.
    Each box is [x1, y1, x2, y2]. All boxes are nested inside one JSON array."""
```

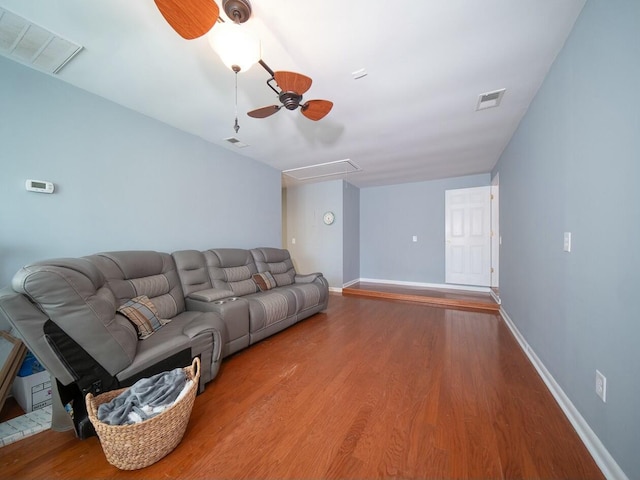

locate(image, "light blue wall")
[[342, 181, 360, 284], [493, 1, 639, 478], [284, 180, 344, 287], [360, 174, 490, 283], [0, 57, 282, 287]]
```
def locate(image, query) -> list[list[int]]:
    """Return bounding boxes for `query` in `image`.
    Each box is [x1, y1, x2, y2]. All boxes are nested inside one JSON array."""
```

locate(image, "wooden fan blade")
[[248, 105, 281, 118], [274, 71, 312, 95], [154, 0, 219, 40], [301, 100, 333, 121]]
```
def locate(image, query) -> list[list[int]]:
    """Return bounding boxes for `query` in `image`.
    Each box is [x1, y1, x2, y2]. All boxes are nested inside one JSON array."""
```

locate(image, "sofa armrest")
[[188, 288, 235, 302], [295, 273, 323, 284]]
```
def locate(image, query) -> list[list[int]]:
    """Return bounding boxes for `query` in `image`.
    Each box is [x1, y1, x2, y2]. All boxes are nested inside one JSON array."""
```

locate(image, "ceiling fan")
[[153, 0, 220, 39], [154, 1, 333, 124], [248, 60, 334, 121], [154, 0, 254, 39]]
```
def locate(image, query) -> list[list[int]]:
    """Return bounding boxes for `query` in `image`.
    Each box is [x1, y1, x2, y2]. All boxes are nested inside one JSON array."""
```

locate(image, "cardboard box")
[[11, 370, 52, 413]]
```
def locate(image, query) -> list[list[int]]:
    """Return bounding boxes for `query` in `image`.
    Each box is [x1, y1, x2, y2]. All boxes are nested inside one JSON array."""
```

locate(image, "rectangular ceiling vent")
[[0, 7, 82, 74], [283, 159, 362, 181], [476, 88, 506, 111], [224, 137, 249, 148]]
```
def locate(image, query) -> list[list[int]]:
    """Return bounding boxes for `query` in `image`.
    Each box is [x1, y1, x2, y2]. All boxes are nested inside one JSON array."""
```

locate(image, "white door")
[[445, 186, 491, 286]]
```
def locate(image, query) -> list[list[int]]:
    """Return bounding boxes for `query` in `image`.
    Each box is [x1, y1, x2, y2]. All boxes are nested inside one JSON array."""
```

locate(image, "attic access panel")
[[283, 159, 362, 181]]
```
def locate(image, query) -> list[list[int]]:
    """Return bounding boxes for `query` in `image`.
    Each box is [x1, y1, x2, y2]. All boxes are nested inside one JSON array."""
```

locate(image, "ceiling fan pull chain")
[[234, 70, 240, 133]]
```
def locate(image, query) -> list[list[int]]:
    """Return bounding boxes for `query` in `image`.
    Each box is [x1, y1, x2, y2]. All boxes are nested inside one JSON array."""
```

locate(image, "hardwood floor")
[[0, 294, 603, 479], [0, 397, 25, 423], [343, 282, 500, 313]]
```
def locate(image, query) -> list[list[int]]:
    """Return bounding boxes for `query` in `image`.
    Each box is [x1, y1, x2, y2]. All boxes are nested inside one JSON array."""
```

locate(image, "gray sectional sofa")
[[0, 247, 328, 438]]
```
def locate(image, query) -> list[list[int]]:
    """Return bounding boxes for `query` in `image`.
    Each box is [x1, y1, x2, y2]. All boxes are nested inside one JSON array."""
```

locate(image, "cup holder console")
[[214, 297, 240, 305]]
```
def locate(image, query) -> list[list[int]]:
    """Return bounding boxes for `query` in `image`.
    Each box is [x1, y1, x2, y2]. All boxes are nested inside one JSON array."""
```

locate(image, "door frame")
[[490, 174, 500, 288]]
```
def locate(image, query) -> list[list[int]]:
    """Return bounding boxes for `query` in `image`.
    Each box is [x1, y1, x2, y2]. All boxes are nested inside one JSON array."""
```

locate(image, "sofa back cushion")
[[173, 249, 259, 298], [11, 258, 138, 378], [203, 249, 258, 296], [251, 248, 296, 287], [172, 250, 213, 297], [86, 251, 185, 320]]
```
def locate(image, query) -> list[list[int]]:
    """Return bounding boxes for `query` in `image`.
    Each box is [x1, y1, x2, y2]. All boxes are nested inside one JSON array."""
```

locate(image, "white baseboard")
[[329, 287, 342, 293], [500, 307, 628, 480], [341, 278, 360, 288], [354, 278, 491, 293], [490, 289, 501, 305]]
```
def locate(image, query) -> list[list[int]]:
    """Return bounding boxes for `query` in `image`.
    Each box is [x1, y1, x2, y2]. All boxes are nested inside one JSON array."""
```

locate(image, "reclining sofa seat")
[[84, 252, 224, 387], [0, 247, 328, 439], [172, 248, 256, 356], [173, 247, 329, 353], [250, 247, 329, 322], [0, 251, 224, 437]]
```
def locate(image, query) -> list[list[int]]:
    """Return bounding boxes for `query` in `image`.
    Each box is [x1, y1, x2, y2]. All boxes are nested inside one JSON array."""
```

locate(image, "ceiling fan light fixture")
[[208, 21, 260, 72]]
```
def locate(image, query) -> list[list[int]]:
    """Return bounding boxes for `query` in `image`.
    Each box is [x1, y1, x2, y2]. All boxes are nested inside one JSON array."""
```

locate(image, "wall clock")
[[323, 211, 335, 225]]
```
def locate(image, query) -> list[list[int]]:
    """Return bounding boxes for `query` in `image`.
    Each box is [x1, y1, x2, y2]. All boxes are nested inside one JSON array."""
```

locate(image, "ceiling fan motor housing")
[[280, 91, 302, 110], [222, 0, 252, 23]]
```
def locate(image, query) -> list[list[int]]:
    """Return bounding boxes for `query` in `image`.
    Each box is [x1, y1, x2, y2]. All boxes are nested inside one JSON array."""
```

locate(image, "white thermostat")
[[25, 179, 55, 194]]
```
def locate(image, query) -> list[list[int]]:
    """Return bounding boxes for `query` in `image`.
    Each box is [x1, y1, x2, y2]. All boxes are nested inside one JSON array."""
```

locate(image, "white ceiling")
[[0, 0, 585, 188]]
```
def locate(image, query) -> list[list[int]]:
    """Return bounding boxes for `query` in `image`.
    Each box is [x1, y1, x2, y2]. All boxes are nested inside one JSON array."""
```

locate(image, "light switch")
[[412, 235, 418, 242], [563, 232, 571, 252], [291, 238, 296, 245]]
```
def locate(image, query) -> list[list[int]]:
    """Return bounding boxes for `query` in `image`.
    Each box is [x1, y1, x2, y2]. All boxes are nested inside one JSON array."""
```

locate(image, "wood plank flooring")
[[0, 397, 24, 423], [0, 294, 603, 479], [343, 282, 500, 313]]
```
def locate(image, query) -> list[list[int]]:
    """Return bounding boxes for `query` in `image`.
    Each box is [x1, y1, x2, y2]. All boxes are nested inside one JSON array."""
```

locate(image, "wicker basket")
[[85, 357, 200, 470]]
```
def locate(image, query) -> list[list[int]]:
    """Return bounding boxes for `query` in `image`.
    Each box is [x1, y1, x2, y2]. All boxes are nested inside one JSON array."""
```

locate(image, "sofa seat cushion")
[[288, 283, 323, 311], [245, 290, 296, 332], [115, 310, 224, 383], [115, 320, 191, 382]]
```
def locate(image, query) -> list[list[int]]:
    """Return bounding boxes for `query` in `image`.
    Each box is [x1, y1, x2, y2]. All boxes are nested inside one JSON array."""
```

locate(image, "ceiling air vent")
[[0, 7, 82, 74], [283, 159, 362, 181], [224, 137, 249, 148], [476, 88, 506, 111]]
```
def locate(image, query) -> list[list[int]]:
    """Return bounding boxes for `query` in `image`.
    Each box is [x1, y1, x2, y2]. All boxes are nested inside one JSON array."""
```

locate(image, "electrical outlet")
[[595, 370, 607, 402]]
